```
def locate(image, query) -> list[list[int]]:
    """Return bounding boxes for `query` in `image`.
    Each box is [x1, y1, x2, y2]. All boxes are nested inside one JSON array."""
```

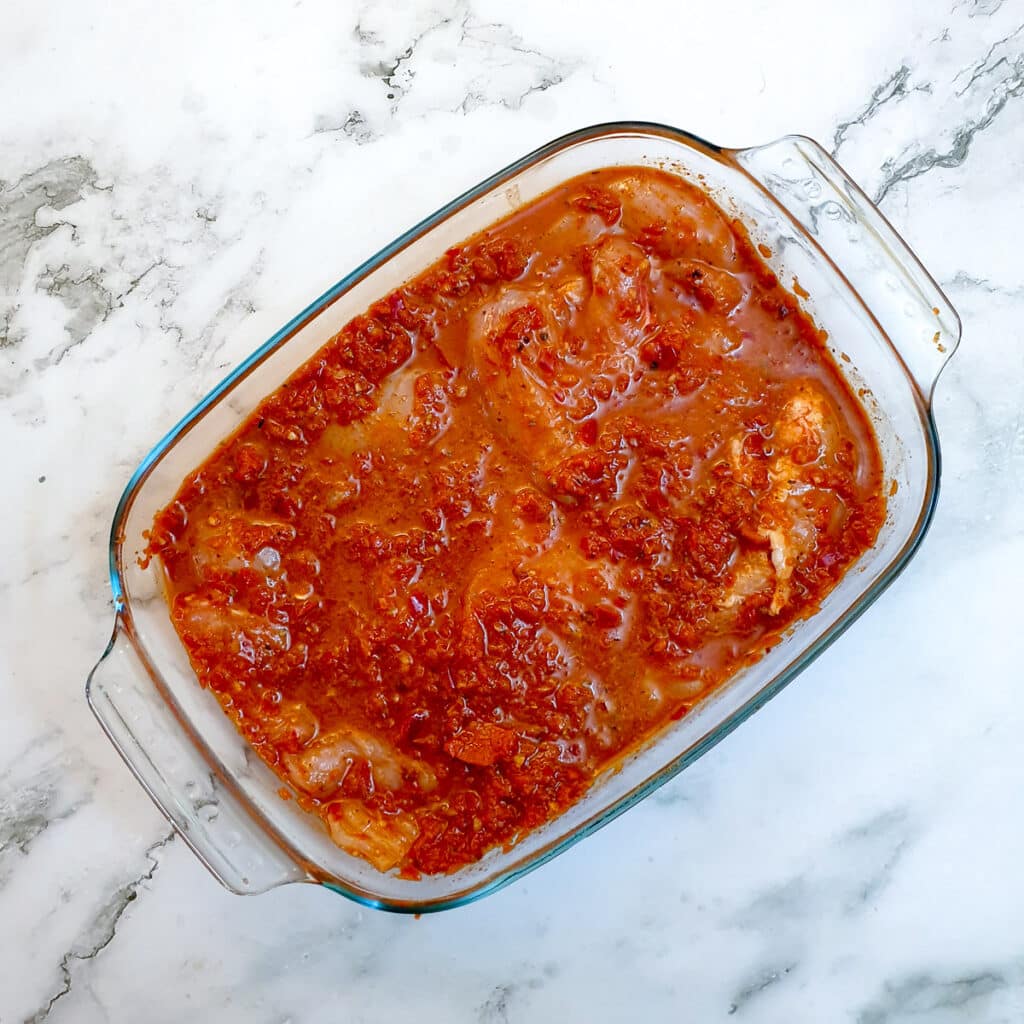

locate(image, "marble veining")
[[827, 17, 1024, 203], [314, 0, 586, 143], [2, 0, 1024, 1021], [25, 833, 176, 1024]]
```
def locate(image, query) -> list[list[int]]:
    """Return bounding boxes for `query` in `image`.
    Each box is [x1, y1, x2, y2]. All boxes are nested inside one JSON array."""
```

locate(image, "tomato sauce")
[[146, 167, 885, 875]]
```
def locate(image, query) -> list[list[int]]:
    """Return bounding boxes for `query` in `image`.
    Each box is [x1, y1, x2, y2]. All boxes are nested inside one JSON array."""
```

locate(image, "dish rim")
[[94, 120, 957, 912]]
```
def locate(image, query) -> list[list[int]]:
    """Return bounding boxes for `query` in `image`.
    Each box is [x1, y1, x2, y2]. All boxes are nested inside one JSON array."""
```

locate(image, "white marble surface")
[[2, 0, 1023, 1020]]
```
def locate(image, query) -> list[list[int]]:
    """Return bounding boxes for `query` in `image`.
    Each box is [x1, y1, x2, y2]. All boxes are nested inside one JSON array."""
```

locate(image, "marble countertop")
[[3, 1, 1023, 1020]]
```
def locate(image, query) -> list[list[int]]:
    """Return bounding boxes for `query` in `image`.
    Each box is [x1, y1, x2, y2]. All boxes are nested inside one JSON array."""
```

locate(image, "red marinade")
[[146, 167, 885, 875]]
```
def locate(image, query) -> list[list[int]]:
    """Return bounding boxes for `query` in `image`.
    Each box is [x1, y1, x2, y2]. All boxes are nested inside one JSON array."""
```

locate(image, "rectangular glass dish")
[[87, 122, 960, 912]]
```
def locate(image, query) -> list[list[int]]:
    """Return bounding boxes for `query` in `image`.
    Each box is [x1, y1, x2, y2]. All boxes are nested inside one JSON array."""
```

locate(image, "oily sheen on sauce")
[[146, 167, 885, 876]]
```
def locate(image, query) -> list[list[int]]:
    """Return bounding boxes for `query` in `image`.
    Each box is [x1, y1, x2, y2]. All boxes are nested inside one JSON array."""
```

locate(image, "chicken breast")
[[727, 380, 844, 614]]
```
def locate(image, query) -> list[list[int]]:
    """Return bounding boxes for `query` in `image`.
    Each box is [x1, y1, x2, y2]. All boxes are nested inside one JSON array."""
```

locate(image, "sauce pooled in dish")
[[146, 167, 885, 875]]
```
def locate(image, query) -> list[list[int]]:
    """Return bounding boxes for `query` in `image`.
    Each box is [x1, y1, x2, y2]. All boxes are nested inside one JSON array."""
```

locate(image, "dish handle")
[[729, 135, 961, 403], [87, 620, 310, 894]]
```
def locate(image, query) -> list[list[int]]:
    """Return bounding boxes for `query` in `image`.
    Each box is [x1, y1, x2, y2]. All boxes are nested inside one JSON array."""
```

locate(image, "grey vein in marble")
[[945, 270, 1024, 298], [0, 732, 97, 884], [857, 970, 1010, 1023], [0, 156, 99, 294], [735, 807, 919, 928], [39, 264, 115, 356], [475, 968, 553, 1024], [840, 808, 919, 911], [359, 31, 419, 104], [316, 0, 581, 140], [955, 0, 1006, 19], [728, 963, 797, 1016], [0, 157, 99, 351], [832, 65, 932, 157], [476, 982, 517, 1024], [313, 108, 377, 144], [873, 20, 1024, 202], [26, 831, 175, 1024]]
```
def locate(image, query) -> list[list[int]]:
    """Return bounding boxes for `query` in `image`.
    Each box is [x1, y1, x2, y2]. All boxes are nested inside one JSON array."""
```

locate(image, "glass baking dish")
[[87, 122, 960, 913]]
